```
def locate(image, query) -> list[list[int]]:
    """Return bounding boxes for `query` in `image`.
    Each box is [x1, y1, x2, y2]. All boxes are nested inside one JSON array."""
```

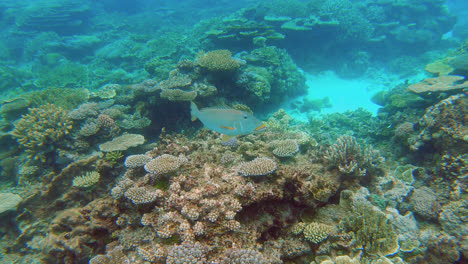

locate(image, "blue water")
[[0, 0, 467, 263]]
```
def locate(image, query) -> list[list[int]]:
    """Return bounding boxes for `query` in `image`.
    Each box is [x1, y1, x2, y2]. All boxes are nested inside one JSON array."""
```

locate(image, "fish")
[[190, 101, 266, 137]]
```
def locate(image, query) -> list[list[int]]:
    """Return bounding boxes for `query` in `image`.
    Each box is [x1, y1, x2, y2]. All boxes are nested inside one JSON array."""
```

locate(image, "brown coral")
[[408, 75, 468, 94], [11, 103, 73, 162], [99, 133, 145, 152], [144, 154, 188, 175], [270, 139, 300, 157], [124, 154, 152, 168], [323, 135, 384, 176], [160, 88, 197, 101], [238, 157, 278, 177], [197, 50, 241, 71]]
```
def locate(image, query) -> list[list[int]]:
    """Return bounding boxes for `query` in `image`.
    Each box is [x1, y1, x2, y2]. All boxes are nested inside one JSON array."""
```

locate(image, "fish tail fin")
[[190, 101, 199, 121]]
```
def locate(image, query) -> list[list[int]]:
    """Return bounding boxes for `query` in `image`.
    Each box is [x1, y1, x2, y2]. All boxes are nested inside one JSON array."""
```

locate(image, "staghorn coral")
[[196, 49, 240, 72], [72, 171, 100, 188], [11, 103, 73, 162], [323, 135, 384, 176], [99, 133, 145, 152], [104, 151, 123, 165], [124, 154, 152, 168], [144, 154, 188, 175], [238, 157, 278, 177], [270, 139, 300, 157]]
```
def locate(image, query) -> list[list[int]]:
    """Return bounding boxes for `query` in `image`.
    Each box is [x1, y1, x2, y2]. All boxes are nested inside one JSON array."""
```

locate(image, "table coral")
[[408, 75, 468, 94], [98, 133, 145, 152], [144, 154, 188, 175], [270, 139, 299, 157], [124, 154, 152, 168], [237, 157, 278, 176]]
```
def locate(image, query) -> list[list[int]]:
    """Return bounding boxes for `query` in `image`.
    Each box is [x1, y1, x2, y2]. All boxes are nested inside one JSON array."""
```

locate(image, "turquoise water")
[[0, 1, 467, 263]]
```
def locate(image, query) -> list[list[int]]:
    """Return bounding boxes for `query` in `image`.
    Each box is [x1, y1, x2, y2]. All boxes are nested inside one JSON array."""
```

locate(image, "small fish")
[[190, 102, 266, 137]]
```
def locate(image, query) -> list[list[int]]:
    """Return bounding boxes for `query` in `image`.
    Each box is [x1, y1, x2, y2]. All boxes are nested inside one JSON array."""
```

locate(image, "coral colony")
[[0, 0, 467, 264]]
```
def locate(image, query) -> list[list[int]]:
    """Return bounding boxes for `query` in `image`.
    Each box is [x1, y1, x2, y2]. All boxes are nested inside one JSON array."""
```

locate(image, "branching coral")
[[323, 135, 384, 176], [196, 50, 241, 72], [72, 171, 100, 188], [292, 222, 333, 243], [11, 103, 73, 162]]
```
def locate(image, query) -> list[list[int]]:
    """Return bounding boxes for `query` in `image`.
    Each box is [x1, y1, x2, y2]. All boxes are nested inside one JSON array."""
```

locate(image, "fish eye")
[[243, 115, 247, 119]]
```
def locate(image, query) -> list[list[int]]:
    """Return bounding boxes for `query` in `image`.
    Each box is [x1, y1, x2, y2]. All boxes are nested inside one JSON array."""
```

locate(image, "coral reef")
[[0, 2, 466, 263]]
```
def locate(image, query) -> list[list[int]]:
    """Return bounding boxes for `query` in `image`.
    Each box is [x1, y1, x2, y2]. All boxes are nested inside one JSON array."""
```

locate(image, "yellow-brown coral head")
[[11, 103, 73, 162], [196, 50, 241, 72]]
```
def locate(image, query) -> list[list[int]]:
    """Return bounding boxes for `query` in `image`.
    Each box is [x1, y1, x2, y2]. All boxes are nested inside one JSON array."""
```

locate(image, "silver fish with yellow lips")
[[190, 102, 266, 137]]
